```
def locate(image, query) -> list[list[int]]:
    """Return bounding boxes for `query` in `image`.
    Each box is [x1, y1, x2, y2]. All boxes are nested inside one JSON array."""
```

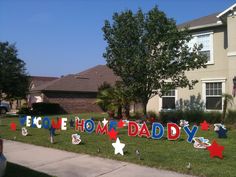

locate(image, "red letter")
[[128, 121, 139, 136], [167, 123, 180, 140], [75, 119, 84, 132], [51, 118, 61, 129], [96, 122, 108, 134], [138, 122, 151, 138]]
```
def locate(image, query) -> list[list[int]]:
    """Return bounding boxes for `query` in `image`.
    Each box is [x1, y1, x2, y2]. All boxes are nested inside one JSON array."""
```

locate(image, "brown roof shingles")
[[178, 12, 220, 29], [30, 65, 120, 93]]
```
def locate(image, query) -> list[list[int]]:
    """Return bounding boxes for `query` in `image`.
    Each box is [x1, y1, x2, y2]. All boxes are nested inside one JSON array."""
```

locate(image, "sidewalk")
[[3, 140, 194, 177]]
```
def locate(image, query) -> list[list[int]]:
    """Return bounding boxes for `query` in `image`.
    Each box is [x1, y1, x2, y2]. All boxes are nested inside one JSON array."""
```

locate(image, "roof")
[[30, 76, 59, 88], [217, 3, 236, 18], [178, 12, 221, 30], [178, 3, 236, 30], [30, 65, 120, 93]]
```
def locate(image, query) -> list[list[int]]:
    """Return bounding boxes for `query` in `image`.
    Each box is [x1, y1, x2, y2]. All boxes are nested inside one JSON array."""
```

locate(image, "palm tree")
[[96, 82, 133, 119], [220, 93, 234, 123]]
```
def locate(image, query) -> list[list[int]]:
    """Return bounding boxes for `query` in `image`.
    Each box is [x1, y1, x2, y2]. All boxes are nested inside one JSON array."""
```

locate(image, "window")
[[205, 82, 222, 110], [188, 32, 213, 64], [162, 89, 176, 109]]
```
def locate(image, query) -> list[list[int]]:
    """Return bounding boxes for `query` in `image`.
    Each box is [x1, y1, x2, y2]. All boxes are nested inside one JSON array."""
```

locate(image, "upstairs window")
[[188, 32, 213, 64]]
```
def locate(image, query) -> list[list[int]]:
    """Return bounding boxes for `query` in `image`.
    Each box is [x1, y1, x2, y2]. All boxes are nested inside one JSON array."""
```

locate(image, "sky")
[[0, 0, 235, 77]]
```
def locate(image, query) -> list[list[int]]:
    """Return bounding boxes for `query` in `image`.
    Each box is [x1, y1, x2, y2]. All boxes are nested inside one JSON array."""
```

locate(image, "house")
[[28, 65, 119, 113], [147, 3, 236, 112]]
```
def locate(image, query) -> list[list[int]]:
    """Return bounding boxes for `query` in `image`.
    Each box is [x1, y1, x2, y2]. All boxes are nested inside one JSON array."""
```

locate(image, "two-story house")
[[147, 3, 236, 112]]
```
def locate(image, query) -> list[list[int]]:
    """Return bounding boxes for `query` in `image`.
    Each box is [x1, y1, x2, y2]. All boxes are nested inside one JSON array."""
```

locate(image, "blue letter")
[[19, 116, 26, 126], [84, 119, 95, 133], [109, 121, 117, 131], [42, 117, 51, 129], [151, 123, 164, 139], [184, 125, 198, 143]]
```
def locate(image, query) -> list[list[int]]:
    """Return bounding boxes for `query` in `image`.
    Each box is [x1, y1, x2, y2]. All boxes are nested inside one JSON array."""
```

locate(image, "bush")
[[159, 110, 183, 124], [18, 107, 31, 115], [159, 110, 221, 124], [31, 103, 65, 115], [226, 110, 236, 123]]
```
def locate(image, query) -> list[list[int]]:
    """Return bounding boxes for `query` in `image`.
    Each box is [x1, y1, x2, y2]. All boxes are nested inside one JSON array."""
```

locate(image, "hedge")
[[159, 110, 222, 124], [18, 103, 66, 115]]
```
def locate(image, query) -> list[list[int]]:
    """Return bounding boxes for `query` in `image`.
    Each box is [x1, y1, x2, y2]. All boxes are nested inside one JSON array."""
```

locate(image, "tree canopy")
[[102, 6, 208, 114], [0, 42, 29, 100]]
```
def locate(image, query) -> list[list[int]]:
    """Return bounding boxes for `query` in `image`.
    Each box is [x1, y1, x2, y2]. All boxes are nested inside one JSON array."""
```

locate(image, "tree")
[[96, 82, 133, 118], [0, 42, 29, 104], [102, 6, 208, 115]]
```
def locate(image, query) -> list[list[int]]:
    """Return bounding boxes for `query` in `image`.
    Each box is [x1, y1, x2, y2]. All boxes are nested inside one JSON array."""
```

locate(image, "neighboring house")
[[28, 65, 119, 113], [28, 76, 58, 105], [147, 4, 236, 113]]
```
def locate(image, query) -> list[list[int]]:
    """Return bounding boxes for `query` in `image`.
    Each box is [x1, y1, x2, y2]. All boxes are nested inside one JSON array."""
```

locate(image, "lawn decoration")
[[112, 137, 125, 155], [193, 137, 211, 149], [135, 149, 141, 160], [207, 140, 224, 159], [10, 122, 17, 131], [49, 126, 56, 144], [214, 124, 227, 138], [180, 120, 189, 127], [108, 128, 118, 140], [69, 119, 75, 128], [200, 120, 209, 131], [102, 118, 108, 126], [21, 127, 28, 136], [214, 123, 226, 131], [123, 120, 129, 126], [71, 134, 81, 145]]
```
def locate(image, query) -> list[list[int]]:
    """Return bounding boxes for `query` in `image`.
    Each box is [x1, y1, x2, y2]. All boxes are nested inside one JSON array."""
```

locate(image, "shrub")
[[226, 110, 236, 123], [18, 107, 31, 115], [159, 110, 222, 124], [159, 110, 183, 124], [31, 103, 65, 115]]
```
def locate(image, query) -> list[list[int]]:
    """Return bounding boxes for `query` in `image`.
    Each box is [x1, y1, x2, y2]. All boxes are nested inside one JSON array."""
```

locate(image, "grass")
[[0, 113, 236, 177], [4, 162, 54, 177]]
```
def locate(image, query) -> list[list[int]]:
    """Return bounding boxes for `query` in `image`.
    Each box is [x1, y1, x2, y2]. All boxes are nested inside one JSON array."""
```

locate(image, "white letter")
[[26, 116, 31, 127], [61, 118, 67, 130]]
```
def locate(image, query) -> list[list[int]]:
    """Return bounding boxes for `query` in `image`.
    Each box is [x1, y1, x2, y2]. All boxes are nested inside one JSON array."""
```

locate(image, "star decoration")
[[207, 140, 224, 159], [216, 127, 228, 138], [102, 118, 108, 126], [10, 122, 17, 131], [112, 137, 125, 155], [108, 128, 118, 140], [69, 119, 75, 128], [118, 120, 124, 128], [200, 120, 209, 131]]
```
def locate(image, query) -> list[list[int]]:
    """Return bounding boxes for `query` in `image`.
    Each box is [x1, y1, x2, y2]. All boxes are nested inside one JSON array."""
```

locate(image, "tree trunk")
[[117, 105, 122, 119], [142, 99, 148, 117], [124, 104, 130, 119]]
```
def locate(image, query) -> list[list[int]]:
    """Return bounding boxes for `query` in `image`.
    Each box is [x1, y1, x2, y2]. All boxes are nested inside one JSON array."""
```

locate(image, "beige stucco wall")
[[147, 14, 236, 113]]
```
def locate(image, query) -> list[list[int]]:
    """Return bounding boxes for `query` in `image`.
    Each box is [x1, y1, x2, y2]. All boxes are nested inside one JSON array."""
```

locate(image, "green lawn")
[[4, 162, 54, 177], [0, 113, 236, 177]]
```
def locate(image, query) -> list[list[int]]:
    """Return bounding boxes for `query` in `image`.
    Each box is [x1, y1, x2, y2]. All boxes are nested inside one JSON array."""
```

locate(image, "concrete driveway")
[[3, 140, 194, 177]]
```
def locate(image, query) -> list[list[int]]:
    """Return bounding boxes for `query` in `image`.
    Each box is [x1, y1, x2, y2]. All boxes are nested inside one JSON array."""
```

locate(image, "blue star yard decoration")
[[216, 127, 227, 138], [69, 119, 75, 128]]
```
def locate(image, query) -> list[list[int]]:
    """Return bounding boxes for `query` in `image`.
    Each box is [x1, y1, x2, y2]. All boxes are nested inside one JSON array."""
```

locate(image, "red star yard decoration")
[[10, 122, 17, 131], [200, 120, 209, 131], [118, 120, 125, 128], [108, 128, 118, 140], [207, 140, 224, 159]]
